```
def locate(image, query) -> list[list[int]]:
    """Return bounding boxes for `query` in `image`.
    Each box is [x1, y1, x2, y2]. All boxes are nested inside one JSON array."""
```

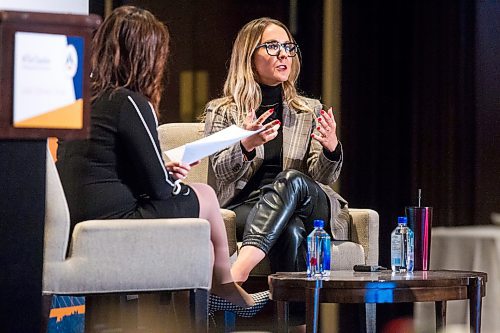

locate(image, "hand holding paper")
[[164, 125, 266, 164], [165, 160, 199, 180]]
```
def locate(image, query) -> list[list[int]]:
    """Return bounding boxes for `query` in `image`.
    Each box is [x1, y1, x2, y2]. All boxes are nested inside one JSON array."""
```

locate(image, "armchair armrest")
[[44, 218, 213, 294], [348, 208, 379, 266]]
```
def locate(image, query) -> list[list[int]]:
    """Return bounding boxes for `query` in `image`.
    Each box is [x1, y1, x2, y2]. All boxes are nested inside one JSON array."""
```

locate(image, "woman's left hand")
[[311, 107, 339, 152], [165, 160, 199, 180]]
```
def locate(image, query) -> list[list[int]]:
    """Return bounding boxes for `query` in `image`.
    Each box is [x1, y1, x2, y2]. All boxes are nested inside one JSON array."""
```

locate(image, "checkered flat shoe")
[[208, 290, 270, 318]]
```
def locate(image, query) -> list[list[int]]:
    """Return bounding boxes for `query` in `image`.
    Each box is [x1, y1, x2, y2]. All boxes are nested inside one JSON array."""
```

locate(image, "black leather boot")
[[242, 169, 330, 257], [267, 215, 308, 272]]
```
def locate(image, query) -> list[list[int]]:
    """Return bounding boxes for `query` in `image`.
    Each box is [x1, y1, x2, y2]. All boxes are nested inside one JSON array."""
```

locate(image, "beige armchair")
[[42, 147, 212, 332], [157, 123, 379, 274]]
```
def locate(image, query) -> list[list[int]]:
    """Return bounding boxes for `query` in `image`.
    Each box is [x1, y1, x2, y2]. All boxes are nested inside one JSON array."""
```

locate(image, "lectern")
[[0, 11, 100, 332]]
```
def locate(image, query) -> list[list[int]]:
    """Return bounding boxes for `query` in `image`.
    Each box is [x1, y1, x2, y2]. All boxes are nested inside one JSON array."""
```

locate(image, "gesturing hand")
[[241, 109, 281, 152], [165, 160, 200, 180], [311, 107, 339, 152]]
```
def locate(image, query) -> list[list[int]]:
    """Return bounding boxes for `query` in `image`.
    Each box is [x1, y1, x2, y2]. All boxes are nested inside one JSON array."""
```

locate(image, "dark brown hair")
[[90, 6, 170, 111]]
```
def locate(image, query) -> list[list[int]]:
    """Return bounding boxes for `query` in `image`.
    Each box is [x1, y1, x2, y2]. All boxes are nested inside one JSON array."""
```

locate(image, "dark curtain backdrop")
[[89, 0, 122, 18], [295, 0, 324, 99], [341, 0, 485, 265], [409, 1, 476, 228]]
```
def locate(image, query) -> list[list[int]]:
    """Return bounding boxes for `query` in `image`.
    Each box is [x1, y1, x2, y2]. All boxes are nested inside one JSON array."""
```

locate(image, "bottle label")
[[323, 236, 331, 272], [391, 235, 402, 266], [407, 229, 415, 272]]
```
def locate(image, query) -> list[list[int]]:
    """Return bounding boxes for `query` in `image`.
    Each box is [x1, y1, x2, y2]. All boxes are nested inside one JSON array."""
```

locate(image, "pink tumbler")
[[405, 206, 433, 271]]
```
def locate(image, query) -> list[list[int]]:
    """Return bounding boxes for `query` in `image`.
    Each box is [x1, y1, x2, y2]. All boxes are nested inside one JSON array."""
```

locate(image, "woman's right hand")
[[165, 160, 199, 180], [241, 109, 281, 152]]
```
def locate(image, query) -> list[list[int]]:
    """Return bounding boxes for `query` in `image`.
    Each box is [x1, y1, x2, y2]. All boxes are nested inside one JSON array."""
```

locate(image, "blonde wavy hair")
[[210, 17, 313, 125]]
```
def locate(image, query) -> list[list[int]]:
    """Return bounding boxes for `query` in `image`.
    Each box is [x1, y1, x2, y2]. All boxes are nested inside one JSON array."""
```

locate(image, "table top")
[[268, 270, 487, 304], [270, 270, 487, 286]]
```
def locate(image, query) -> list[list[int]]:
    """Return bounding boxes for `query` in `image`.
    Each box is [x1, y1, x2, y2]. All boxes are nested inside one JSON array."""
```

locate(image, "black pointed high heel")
[[208, 290, 270, 318]]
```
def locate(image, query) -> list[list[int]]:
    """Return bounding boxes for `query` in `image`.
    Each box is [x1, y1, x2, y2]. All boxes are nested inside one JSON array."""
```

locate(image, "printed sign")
[[13, 32, 84, 129], [47, 296, 85, 333]]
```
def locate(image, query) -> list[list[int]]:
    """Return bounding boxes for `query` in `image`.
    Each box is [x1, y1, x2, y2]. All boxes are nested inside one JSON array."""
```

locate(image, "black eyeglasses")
[[255, 41, 299, 57]]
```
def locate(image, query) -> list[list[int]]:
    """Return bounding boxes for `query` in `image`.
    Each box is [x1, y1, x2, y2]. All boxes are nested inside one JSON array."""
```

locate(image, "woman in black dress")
[[56, 6, 266, 313]]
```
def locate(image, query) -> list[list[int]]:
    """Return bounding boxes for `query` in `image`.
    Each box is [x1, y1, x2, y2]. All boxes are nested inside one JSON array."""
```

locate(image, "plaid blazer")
[[204, 97, 350, 240]]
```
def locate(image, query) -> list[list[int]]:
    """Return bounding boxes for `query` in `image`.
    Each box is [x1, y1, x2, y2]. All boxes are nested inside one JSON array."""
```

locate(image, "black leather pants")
[[235, 169, 331, 273]]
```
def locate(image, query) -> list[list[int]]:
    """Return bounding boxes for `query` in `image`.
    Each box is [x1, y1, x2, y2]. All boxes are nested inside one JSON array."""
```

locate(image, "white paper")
[[164, 125, 265, 164]]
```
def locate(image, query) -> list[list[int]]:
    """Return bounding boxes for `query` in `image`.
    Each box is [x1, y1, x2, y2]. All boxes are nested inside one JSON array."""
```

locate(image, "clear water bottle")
[[391, 216, 415, 272], [307, 219, 331, 277]]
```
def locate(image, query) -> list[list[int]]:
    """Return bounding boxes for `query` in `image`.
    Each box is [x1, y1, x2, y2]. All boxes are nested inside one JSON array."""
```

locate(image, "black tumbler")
[[405, 207, 433, 271]]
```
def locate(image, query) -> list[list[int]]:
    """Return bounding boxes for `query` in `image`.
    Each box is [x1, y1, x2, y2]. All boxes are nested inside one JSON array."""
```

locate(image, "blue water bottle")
[[307, 219, 331, 277]]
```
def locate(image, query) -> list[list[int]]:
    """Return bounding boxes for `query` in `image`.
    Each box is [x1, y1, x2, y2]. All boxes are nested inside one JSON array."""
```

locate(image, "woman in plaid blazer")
[[204, 17, 349, 284]]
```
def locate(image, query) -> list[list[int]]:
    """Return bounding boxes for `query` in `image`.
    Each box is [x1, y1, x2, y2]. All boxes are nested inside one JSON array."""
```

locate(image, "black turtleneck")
[[255, 83, 283, 163], [257, 83, 283, 119], [229, 84, 284, 207]]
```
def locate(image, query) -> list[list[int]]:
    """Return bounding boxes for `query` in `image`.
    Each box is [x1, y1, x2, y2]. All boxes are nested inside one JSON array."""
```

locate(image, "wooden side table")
[[268, 270, 487, 333]]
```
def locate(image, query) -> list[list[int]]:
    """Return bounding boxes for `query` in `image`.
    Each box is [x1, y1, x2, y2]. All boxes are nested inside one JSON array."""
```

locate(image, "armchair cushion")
[[220, 209, 237, 256], [331, 241, 365, 270], [349, 209, 379, 266], [158, 122, 208, 184]]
